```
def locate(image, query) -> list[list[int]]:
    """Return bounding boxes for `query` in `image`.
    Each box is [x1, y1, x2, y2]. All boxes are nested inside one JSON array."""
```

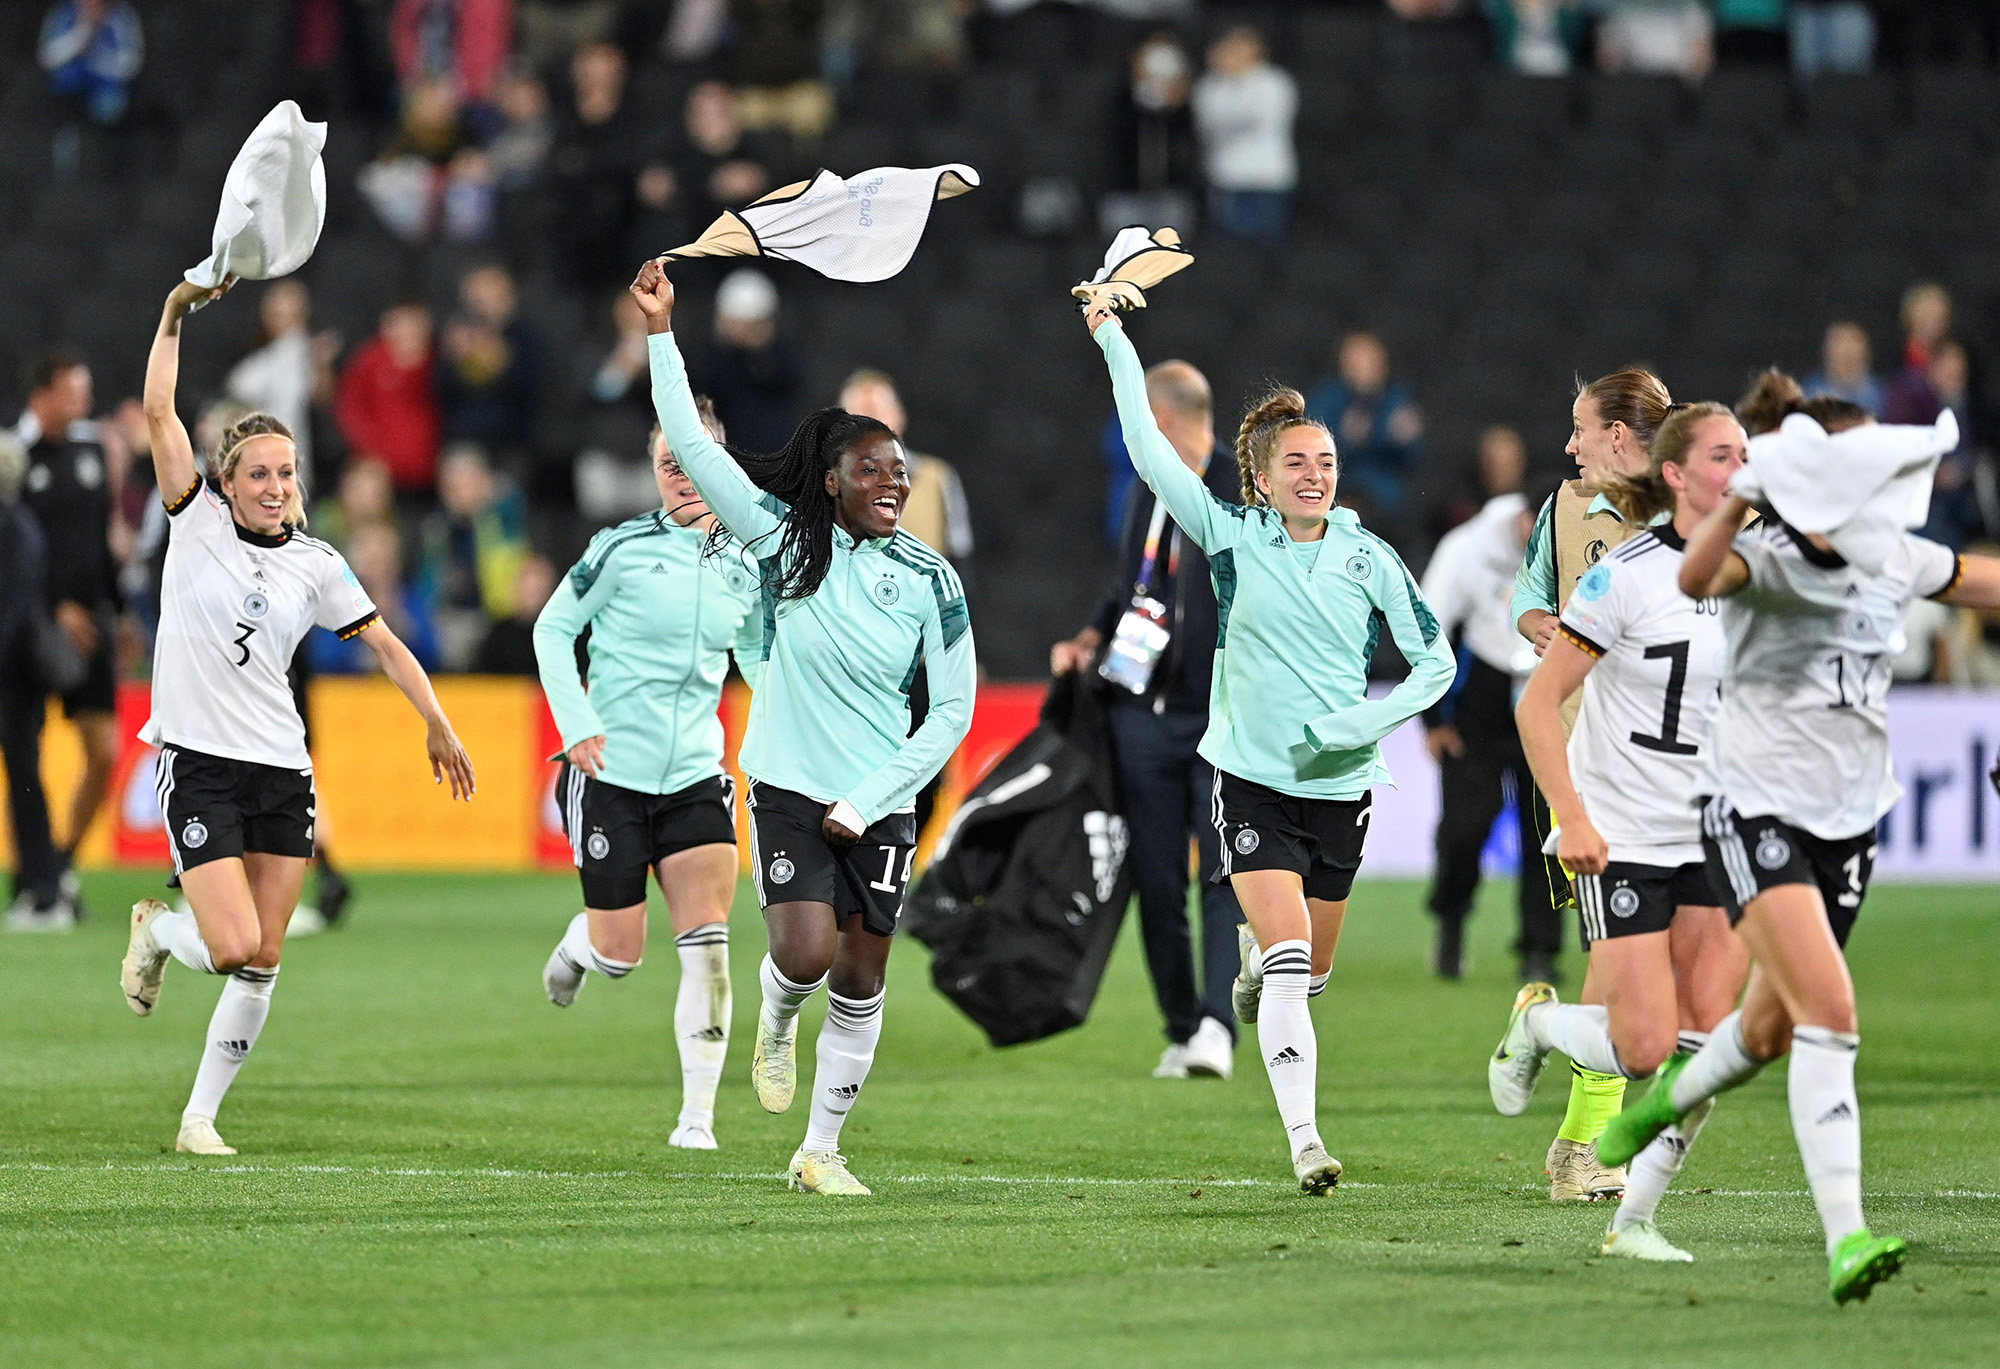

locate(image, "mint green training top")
[[1099, 323, 1456, 799], [533, 510, 762, 796], [648, 331, 976, 827]]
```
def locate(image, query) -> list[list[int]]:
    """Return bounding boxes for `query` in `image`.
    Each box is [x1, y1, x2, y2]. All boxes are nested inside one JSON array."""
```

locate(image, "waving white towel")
[[1732, 409, 1959, 572], [1071, 225, 1194, 312], [185, 101, 327, 291], [661, 164, 978, 283]]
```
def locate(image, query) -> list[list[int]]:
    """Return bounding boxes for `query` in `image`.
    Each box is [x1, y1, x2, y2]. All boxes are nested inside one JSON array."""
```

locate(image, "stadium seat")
[[1582, 75, 1690, 143], [1368, 72, 1470, 141], [1797, 74, 1902, 142], [1692, 70, 1792, 140], [1471, 74, 1578, 142], [1910, 69, 2000, 146], [1296, 10, 1383, 76]]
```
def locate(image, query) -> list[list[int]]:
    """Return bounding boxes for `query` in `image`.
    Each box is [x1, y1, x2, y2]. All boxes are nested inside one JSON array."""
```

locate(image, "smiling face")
[[825, 431, 909, 540], [1661, 414, 1747, 522], [653, 430, 713, 526], [1255, 422, 1338, 527], [221, 434, 300, 535]]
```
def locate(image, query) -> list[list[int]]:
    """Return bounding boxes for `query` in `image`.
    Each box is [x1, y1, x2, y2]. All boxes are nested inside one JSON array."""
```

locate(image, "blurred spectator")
[[1804, 320, 1884, 417], [1306, 331, 1424, 518], [419, 443, 531, 668], [438, 264, 540, 460], [0, 428, 71, 928], [515, 0, 620, 69], [838, 369, 973, 568], [1791, 2, 1875, 75], [730, 0, 834, 146], [1915, 343, 1999, 550], [312, 522, 440, 673], [390, 0, 514, 121], [227, 280, 339, 487], [335, 302, 442, 493], [1715, 0, 1790, 65], [1595, 0, 1714, 79], [1115, 31, 1197, 194], [546, 42, 649, 290], [1892, 594, 1958, 682], [1486, 0, 1585, 75], [311, 457, 399, 553], [471, 553, 557, 674], [572, 290, 662, 520], [700, 268, 802, 454], [1885, 283, 1975, 429], [666, 0, 732, 61], [668, 82, 778, 235], [357, 76, 496, 242], [486, 66, 553, 189], [40, 0, 144, 125], [868, 0, 969, 72], [16, 348, 125, 889], [1191, 26, 1296, 243]]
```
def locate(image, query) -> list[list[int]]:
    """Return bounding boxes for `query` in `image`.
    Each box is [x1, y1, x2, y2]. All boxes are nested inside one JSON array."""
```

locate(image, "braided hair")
[[213, 412, 306, 528], [709, 406, 898, 601], [1234, 387, 1332, 507]]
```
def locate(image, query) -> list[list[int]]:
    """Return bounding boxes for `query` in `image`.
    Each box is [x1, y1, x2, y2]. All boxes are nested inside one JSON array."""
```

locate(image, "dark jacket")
[[22, 420, 118, 612], [1089, 451, 1239, 716]]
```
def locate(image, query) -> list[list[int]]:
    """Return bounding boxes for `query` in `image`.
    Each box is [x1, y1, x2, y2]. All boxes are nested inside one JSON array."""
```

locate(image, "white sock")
[[559, 911, 636, 979], [1670, 1009, 1767, 1112], [759, 955, 823, 1036], [1307, 971, 1329, 999], [673, 923, 730, 1129], [1525, 1002, 1631, 1078], [184, 965, 277, 1121], [1256, 940, 1320, 1155], [1789, 1025, 1865, 1255], [801, 987, 883, 1152], [1613, 1031, 1714, 1231], [152, 908, 218, 974]]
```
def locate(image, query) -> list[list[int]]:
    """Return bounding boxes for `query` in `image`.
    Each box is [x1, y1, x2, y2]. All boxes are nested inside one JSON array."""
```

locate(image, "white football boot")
[[1293, 1140, 1342, 1195], [751, 1015, 797, 1112], [1183, 1016, 1235, 1079], [121, 899, 172, 1016], [1488, 981, 1557, 1116], [175, 1115, 236, 1156], [1602, 1220, 1694, 1262], [788, 1147, 871, 1195]]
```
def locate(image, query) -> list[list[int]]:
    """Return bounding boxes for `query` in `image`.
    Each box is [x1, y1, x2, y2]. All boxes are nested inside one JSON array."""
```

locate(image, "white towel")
[[185, 101, 328, 291], [1732, 409, 1959, 573], [1070, 224, 1194, 312], [662, 164, 978, 283]]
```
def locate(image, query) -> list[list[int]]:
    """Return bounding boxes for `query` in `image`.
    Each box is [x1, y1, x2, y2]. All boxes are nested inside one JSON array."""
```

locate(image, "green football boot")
[[1595, 1051, 1690, 1169], [1830, 1228, 1907, 1305]]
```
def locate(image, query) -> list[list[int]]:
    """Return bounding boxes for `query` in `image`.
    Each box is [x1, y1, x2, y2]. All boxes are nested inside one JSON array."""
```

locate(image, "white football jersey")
[[1557, 526, 1725, 866], [140, 480, 378, 769], [1710, 521, 1959, 840]]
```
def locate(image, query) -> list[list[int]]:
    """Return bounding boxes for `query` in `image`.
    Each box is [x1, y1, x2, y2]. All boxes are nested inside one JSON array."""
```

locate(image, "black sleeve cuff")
[[1557, 623, 1606, 659], [1928, 554, 1966, 602], [334, 610, 381, 641], [163, 477, 201, 516]]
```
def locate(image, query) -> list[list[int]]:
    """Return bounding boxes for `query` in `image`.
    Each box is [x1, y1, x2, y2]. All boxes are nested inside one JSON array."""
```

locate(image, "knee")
[[827, 965, 885, 1000], [1619, 1028, 1677, 1079], [208, 925, 262, 974], [766, 936, 829, 985]]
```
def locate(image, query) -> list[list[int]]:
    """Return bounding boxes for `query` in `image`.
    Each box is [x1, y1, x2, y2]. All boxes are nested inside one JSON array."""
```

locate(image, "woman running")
[[1488, 403, 1751, 1262], [534, 404, 762, 1150], [1597, 374, 2000, 1302], [630, 259, 975, 1196], [120, 277, 475, 1155], [1508, 367, 1674, 1201], [1085, 302, 1455, 1193]]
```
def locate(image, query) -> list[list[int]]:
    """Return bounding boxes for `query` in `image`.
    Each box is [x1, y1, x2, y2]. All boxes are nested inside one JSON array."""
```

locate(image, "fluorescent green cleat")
[[1830, 1228, 1907, 1305], [1596, 1052, 1689, 1169]]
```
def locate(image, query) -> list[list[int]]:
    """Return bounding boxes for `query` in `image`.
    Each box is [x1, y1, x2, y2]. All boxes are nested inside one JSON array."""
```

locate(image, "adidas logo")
[[828, 1083, 861, 1100], [1817, 1101, 1855, 1126], [216, 1038, 252, 1061], [1268, 1046, 1304, 1067], [649, 562, 670, 573], [686, 1026, 726, 1042]]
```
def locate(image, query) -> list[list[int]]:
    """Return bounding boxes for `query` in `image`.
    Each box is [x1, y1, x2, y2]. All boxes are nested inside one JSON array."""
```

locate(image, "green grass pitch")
[[3, 872, 1998, 1367]]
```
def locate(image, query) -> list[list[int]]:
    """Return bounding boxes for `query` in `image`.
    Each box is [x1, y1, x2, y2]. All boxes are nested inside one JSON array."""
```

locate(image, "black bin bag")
[[903, 672, 1132, 1047]]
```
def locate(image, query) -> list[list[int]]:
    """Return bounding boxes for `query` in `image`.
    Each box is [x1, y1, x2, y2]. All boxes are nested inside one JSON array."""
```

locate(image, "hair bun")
[[1736, 367, 1807, 437]]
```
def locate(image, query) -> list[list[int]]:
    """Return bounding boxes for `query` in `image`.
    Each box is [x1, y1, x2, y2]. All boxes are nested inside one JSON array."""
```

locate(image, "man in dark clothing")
[[699, 268, 801, 454], [0, 428, 69, 928], [1051, 359, 1244, 1081], [16, 347, 122, 911]]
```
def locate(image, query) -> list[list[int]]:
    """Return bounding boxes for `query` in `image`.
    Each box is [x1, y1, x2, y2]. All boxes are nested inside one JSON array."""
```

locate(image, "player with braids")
[[1507, 365, 1676, 1202], [1085, 301, 1455, 1193], [120, 277, 474, 1156], [630, 259, 975, 1196], [1489, 401, 1751, 1263]]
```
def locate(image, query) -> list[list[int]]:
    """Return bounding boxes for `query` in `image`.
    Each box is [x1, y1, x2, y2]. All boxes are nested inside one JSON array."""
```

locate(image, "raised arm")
[[1514, 637, 1605, 875], [630, 261, 785, 549], [143, 279, 234, 509], [1302, 553, 1457, 755], [1680, 493, 1753, 599], [841, 577, 976, 830], [1088, 308, 1232, 553]]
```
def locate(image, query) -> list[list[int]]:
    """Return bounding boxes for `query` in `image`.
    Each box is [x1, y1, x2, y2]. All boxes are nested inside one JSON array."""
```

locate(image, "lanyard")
[[1135, 498, 1176, 594]]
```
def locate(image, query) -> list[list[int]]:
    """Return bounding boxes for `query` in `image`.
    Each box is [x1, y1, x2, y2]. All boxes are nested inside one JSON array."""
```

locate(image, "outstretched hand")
[[427, 718, 477, 801], [630, 259, 676, 332], [166, 276, 235, 319]]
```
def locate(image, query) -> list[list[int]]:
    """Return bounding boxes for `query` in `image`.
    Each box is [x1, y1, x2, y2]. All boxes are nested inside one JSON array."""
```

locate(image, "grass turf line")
[[2, 873, 1997, 1368]]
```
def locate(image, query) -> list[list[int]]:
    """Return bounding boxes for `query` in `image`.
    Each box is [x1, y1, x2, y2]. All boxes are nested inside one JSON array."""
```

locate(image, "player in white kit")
[[1488, 403, 1751, 1263], [1596, 386, 2000, 1302], [119, 277, 476, 1155]]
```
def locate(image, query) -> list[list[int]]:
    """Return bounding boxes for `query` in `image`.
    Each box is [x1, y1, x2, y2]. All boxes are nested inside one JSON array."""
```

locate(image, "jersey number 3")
[[1630, 640, 1698, 756], [231, 621, 258, 667]]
